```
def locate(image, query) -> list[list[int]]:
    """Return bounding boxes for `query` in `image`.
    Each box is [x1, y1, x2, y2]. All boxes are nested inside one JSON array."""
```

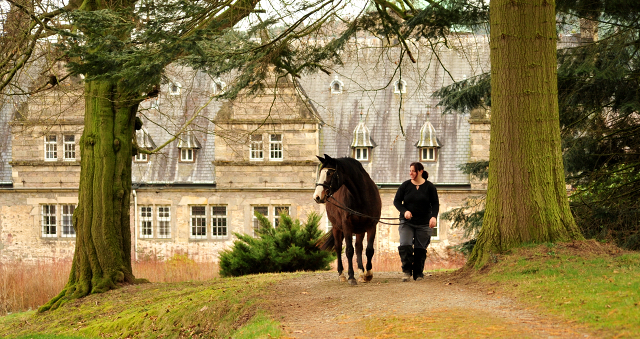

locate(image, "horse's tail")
[[316, 231, 335, 252]]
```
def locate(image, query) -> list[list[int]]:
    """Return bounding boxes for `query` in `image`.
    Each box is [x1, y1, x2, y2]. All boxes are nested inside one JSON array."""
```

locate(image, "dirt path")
[[268, 271, 595, 339]]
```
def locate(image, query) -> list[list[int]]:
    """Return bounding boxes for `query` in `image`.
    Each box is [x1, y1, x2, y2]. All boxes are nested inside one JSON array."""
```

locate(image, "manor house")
[[0, 34, 490, 262]]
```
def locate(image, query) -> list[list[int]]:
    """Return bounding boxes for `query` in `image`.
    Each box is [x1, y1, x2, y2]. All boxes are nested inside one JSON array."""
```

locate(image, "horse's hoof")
[[363, 270, 373, 282], [348, 279, 357, 286], [339, 274, 347, 282]]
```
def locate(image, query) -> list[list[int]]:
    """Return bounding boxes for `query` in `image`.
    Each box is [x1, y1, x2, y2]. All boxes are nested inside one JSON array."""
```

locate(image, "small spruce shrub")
[[219, 212, 336, 277]]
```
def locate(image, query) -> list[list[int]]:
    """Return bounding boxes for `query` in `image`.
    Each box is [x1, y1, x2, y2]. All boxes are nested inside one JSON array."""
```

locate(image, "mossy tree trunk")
[[467, 0, 583, 268], [40, 80, 140, 311]]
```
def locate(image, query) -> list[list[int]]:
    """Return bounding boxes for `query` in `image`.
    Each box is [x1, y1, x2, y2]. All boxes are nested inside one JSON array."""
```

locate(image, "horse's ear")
[[316, 155, 325, 164], [324, 154, 333, 161]]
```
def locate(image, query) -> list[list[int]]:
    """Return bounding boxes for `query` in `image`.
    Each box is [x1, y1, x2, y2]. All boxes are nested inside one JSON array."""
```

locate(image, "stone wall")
[[1, 187, 477, 263]]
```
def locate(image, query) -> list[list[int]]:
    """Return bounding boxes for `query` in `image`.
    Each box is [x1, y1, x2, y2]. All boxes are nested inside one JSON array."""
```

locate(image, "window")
[[211, 79, 226, 96], [431, 216, 440, 240], [394, 79, 407, 94], [190, 206, 207, 239], [61, 204, 76, 237], [150, 97, 159, 109], [211, 206, 228, 238], [181, 148, 194, 162], [421, 147, 437, 162], [42, 205, 57, 237], [140, 206, 153, 238], [63, 135, 75, 161], [326, 217, 333, 233], [169, 82, 181, 95], [269, 134, 283, 160], [158, 206, 171, 238], [274, 206, 289, 227], [253, 206, 269, 236], [355, 147, 369, 161], [135, 152, 148, 162], [250, 134, 263, 160], [45, 135, 57, 161], [330, 79, 344, 94]]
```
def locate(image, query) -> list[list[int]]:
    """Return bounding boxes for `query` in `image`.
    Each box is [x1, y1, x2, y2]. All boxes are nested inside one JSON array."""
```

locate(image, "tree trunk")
[[39, 80, 140, 311], [467, 0, 583, 268]]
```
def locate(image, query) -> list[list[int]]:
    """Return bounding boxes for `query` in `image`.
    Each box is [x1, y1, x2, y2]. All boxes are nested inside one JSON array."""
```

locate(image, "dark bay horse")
[[313, 154, 382, 285]]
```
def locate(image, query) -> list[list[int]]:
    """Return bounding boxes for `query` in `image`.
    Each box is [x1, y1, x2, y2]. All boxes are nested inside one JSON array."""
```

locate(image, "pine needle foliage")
[[219, 212, 335, 277]]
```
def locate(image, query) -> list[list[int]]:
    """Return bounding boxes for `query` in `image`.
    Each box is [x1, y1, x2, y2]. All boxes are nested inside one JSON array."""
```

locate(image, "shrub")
[[219, 212, 336, 277]]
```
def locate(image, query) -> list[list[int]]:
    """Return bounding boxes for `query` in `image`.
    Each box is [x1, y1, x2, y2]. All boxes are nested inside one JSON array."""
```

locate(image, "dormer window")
[[134, 128, 156, 163], [177, 131, 201, 163], [150, 97, 159, 109], [394, 79, 407, 94], [169, 82, 182, 95], [351, 114, 376, 162], [354, 147, 368, 161], [421, 147, 437, 161], [211, 79, 226, 96], [330, 79, 344, 94], [416, 120, 441, 162]]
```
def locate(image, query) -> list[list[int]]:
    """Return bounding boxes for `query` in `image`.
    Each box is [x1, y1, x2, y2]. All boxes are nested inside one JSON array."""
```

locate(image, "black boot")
[[413, 248, 427, 280], [398, 245, 414, 282]]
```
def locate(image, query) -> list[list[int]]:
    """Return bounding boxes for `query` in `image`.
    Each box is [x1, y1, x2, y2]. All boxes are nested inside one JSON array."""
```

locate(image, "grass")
[[0, 272, 291, 339], [467, 240, 640, 338]]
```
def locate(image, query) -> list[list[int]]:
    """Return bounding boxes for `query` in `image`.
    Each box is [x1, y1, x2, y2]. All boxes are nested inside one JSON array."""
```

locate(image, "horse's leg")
[[355, 233, 366, 282], [334, 229, 346, 282], [344, 230, 357, 285], [363, 229, 375, 282]]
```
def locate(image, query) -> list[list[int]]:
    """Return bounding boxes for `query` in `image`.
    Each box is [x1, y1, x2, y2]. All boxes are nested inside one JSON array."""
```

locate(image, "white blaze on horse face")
[[313, 168, 330, 203]]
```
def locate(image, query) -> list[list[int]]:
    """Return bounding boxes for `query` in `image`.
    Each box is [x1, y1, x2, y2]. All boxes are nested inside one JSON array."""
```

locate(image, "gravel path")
[[267, 271, 595, 339]]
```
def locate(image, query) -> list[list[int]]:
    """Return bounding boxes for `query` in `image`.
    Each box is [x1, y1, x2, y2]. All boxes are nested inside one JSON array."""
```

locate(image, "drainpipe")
[[132, 189, 138, 261]]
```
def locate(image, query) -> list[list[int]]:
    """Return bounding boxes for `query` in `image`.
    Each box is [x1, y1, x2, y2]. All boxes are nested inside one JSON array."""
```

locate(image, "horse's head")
[[313, 154, 342, 204]]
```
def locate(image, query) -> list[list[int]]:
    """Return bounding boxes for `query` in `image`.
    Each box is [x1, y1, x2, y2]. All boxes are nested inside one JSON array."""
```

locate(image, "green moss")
[[1, 274, 291, 339]]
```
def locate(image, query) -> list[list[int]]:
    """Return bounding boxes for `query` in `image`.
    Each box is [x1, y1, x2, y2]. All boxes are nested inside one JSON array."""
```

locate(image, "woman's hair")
[[410, 162, 429, 180]]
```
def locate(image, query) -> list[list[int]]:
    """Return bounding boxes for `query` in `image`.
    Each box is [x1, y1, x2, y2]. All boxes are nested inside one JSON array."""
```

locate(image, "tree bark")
[[468, 0, 583, 268], [39, 80, 140, 311]]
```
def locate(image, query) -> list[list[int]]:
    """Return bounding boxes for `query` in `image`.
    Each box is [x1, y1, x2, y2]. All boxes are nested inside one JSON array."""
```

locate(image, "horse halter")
[[315, 165, 339, 199]]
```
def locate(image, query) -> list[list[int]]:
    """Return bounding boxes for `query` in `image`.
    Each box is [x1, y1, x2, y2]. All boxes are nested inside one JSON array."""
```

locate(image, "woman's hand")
[[429, 217, 437, 228], [404, 211, 413, 220]]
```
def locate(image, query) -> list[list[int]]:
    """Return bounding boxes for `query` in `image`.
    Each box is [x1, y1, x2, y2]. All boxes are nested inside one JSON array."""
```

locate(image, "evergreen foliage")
[[219, 212, 335, 277]]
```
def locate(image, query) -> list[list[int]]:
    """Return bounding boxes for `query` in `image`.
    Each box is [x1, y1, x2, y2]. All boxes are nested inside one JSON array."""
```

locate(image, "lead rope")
[[325, 195, 432, 227]]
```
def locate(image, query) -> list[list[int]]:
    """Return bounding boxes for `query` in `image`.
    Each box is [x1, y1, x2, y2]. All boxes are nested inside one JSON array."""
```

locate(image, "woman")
[[393, 162, 439, 281]]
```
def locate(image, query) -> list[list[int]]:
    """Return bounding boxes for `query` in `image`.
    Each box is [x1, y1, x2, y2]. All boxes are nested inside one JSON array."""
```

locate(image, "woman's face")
[[409, 166, 423, 181]]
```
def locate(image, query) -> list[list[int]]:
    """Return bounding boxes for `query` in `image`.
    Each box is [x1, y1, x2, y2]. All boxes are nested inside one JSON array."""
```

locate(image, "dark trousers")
[[398, 220, 431, 250]]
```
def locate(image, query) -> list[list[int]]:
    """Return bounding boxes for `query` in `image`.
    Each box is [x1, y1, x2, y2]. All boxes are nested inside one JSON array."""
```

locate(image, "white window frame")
[[157, 206, 171, 238], [269, 134, 283, 161], [180, 148, 194, 162], [169, 82, 182, 95], [431, 216, 440, 240], [253, 206, 269, 236], [394, 79, 407, 94], [354, 147, 369, 161], [211, 79, 226, 96], [42, 205, 57, 237], [61, 204, 76, 238], [135, 152, 148, 162], [140, 206, 153, 238], [326, 216, 333, 233], [421, 147, 437, 162], [190, 205, 207, 239], [274, 206, 290, 227], [63, 135, 75, 161], [150, 97, 159, 109], [44, 135, 57, 161], [211, 205, 228, 238], [330, 79, 343, 94], [250, 134, 263, 161]]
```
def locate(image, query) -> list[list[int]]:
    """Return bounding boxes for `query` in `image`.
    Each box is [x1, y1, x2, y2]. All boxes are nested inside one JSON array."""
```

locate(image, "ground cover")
[[0, 240, 637, 338], [0, 273, 291, 338]]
